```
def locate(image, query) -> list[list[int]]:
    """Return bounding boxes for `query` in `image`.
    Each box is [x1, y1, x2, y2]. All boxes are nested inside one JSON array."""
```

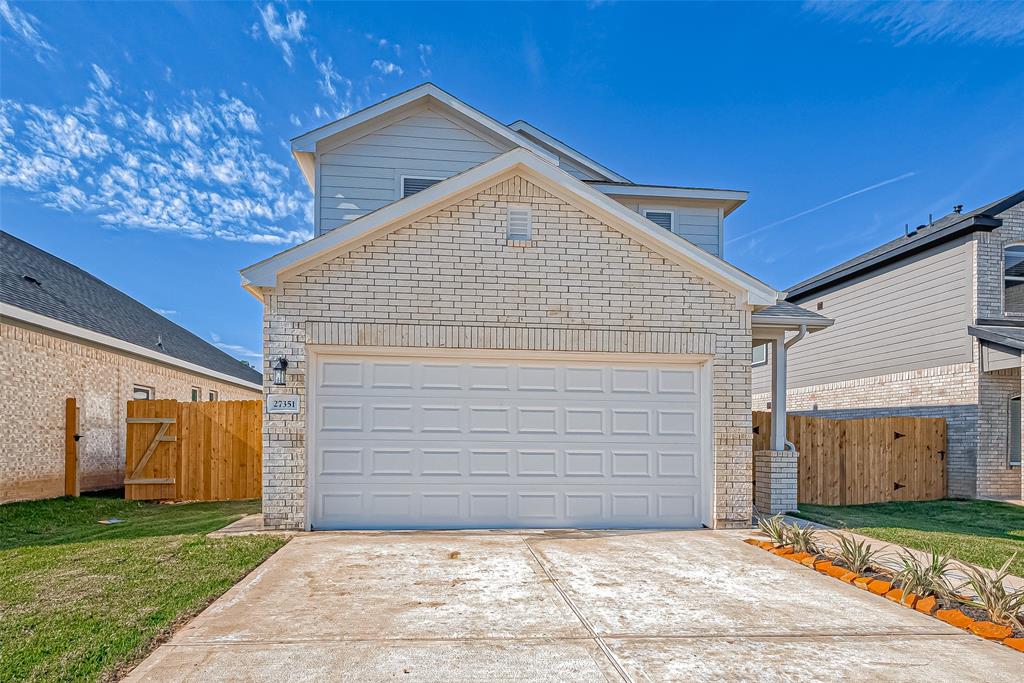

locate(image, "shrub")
[[757, 513, 787, 546], [784, 522, 820, 554], [892, 550, 956, 605], [956, 553, 1024, 629], [831, 533, 882, 574]]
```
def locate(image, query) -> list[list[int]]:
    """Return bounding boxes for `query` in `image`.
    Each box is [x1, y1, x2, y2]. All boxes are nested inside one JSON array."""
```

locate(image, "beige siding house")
[[754, 190, 1024, 500], [1, 232, 262, 503], [244, 84, 830, 531]]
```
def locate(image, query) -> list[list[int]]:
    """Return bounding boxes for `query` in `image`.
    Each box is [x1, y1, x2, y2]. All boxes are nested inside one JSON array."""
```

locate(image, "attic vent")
[[644, 210, 673, 231], [506, 206, 532, 241], [22, 275, 41, 286], [402, 176, 442, 197]]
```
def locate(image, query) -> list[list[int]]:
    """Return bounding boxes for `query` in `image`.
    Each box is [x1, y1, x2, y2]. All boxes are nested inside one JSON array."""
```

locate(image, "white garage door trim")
[[305, 346, 714, 531]]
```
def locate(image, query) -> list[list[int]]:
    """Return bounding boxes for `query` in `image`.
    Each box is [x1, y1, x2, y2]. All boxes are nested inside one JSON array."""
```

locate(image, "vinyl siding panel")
[[316, 110, 506, 234], [752, 241, 972, 394], [612, 199, 722, 256]]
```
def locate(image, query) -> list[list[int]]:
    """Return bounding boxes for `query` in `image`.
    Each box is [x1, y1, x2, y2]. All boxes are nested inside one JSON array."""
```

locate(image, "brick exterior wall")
[[262, 174, 754, 530], [1, 322, 260, 503], [977, 368, 1022, 498]]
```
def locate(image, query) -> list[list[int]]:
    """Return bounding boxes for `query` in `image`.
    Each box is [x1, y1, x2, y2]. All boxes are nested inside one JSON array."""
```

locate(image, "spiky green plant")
[[757, 513, 787, 546], [784, 522, 820, 554], [891, 550, 956, 605], [831, 533, 882, 574], [956, 553, 1024, 629]]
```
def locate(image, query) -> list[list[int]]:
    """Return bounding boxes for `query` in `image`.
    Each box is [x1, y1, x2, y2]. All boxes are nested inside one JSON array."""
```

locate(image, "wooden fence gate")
[[752, 412, 947, 506], [126, 399, 262, 501]]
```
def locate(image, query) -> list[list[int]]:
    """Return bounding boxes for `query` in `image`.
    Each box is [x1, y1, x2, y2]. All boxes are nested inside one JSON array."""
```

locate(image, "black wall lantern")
[[271, 357, 289, 386]]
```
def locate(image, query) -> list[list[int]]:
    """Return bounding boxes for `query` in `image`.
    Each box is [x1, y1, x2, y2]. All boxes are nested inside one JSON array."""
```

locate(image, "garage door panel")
[[311, 354, 708, 529]]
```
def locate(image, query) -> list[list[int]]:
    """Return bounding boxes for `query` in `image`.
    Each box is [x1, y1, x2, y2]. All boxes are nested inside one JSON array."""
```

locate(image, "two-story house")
[[754, 189, 1024, 501], [241, 84, 830, 531]]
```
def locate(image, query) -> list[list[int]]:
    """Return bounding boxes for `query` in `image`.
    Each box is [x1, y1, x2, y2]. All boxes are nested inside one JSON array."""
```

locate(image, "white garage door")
[[309, 352, 710, 530]]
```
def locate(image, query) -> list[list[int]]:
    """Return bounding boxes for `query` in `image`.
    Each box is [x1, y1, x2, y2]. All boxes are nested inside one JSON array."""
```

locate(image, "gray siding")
[[753, 239, 973, 394], [613, 199, 722, 256], [317, 110, 506, 235], [513, 129, 604, 181]]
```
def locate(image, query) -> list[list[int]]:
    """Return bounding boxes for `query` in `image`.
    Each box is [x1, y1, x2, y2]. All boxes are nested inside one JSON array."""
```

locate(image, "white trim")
[[304, 345, 714, 530], [589, 182, 747, 203], [507, 120, 629, 183], [1009, 394, 1021, 467], [241, 148, 780, 307], [133, 384, 155, 400], [2, 303, 263, 392]]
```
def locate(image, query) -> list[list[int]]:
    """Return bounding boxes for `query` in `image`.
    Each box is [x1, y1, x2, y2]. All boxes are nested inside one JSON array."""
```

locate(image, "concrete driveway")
[[127, 530, 1021, 682]]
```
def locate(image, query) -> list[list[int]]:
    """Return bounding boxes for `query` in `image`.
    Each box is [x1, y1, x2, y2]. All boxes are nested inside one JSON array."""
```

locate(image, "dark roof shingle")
[[1, 231, 262, 386]]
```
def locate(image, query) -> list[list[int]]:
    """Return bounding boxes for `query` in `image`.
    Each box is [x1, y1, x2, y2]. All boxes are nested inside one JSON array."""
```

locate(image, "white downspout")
[[780, 324, 808, 452]]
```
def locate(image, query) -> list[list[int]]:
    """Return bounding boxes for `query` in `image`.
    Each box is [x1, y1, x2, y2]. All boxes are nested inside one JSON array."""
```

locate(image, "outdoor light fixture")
[[271, 357, 288, 386]]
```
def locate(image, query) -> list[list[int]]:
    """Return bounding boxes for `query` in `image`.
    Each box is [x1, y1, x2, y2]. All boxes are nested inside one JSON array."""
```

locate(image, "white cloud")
[[371, 59, 403, 77], [0, 0, 56, 61], [805, 0, 1024, 45], [311, 50, 352, 116], [289, 113, 301, 126], [418, 44, 433, 77], [256, 2, 307, 66], [210, 333, 262, 360], [0, 65, 312, 245]]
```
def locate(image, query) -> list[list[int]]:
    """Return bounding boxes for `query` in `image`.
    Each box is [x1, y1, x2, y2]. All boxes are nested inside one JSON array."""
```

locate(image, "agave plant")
[[956, 553, 1024, 629], [891, 550, 956, 605], [784, 522, 820, 554], [831, 533, 882, 574], [757, 513, 788, 546]]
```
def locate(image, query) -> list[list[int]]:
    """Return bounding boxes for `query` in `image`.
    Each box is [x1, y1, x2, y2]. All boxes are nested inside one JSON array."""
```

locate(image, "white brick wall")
[[262, 174, 755, 529]]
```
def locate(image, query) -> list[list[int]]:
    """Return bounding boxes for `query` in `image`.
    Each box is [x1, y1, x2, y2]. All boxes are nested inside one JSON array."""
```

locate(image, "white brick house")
[[753, 190, 1024, 501], [242, 84, 830, 531]]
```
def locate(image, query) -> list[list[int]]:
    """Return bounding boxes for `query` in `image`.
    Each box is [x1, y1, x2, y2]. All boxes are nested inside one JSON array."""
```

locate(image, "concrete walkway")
[[127, 530, 1021, 682]]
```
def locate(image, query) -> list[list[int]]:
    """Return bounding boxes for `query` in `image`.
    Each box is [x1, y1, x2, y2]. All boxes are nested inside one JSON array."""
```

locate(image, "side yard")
[[0, 493, 286, 681], [794, 499, 1024, 577]]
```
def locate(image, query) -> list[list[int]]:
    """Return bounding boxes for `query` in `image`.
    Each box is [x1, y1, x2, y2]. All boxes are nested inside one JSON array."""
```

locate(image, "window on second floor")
[[402, 176, 442, 198], [1004, 245, 1024, 314]]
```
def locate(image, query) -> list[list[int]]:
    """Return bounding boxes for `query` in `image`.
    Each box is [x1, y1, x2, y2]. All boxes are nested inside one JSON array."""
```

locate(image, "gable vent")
[[402, 176, 442, 198], [507, 207, 532, 241], [644, 210, 673, 231]]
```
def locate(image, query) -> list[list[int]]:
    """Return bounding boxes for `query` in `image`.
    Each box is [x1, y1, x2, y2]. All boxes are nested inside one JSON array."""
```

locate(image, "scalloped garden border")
[[743, 537, 1024, 654]]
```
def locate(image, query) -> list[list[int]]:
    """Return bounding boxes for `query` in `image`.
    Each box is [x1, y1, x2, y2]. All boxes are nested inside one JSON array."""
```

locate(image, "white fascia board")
[[2, 303, 263, 392], [241, 148, 780, 307], [507, 120, 630, 183], [291, 84, 556, 163], [589, 182, 748, 203]]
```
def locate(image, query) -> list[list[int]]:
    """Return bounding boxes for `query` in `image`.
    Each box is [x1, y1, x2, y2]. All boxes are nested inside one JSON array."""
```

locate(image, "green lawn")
[[0, 492, 287, 682], [794, 499, 1024, 577]]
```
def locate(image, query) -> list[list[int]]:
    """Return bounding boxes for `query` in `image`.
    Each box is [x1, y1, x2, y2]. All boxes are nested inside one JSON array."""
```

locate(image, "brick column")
[[754, 449, 798, 515]]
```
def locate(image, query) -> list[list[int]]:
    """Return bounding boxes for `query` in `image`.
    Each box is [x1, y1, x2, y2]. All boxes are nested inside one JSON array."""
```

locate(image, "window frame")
[[399, 175, 444, 199], [642, 208, 674, 232], [132, 385, 155, 401], [208, 390, 219, 402], [1009, 394, 1021, 467], [752, 343, 768, 368], [1002, 243, 1024, 315], [191, 386, 201, 402]]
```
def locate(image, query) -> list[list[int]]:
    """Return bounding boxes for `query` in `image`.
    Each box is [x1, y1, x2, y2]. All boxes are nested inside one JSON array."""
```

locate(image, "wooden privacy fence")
[[126, 399, 262, 501], [752, 412, 947, 505]]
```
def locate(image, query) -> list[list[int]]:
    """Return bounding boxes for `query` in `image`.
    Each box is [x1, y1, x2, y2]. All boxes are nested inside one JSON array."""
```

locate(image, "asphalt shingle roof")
[[1, 231, 262, 386], [751, 300, 833, 328]]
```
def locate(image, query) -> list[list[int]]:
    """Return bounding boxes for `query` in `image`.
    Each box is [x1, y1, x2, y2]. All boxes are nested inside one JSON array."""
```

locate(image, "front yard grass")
[[0, 492, 286, 682], [793, 499, 1024, 577]]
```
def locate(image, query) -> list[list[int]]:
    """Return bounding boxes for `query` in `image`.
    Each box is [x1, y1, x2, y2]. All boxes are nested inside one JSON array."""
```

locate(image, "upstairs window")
[[644, 210, 673, 231], [1004, 245, 1024, 313], [401, 176, 442, 198], [1010, 396, 1021, 466], [507, 206, 532, 241]]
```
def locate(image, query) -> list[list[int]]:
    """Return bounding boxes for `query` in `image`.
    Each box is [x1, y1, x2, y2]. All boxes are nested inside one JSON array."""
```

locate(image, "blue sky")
[[2, 1, 1023, 366]]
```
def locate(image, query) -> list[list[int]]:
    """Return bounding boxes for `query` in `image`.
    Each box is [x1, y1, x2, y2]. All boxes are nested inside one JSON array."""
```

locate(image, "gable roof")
[[787, 188, 1024, 301], [290, 83, 557, 188], [506, 120, 629, 183], [751, 301, 833, 331], [241, 148, 780, 307], [2, 231, 262, 388]]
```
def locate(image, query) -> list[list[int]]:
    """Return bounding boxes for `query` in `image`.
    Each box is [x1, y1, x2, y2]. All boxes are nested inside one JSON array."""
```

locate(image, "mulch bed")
[[744, 538, 1024, 653]]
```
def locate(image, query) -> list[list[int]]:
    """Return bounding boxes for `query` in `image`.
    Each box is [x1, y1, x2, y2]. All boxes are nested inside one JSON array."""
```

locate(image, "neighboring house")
[[753, 189, 1024, 501], [242, 83, 830, 531], [0, 231, 262, 503]]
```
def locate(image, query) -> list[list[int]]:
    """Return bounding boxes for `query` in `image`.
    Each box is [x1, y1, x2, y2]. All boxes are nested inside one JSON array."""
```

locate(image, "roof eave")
[[507, 120, 630, 183]]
